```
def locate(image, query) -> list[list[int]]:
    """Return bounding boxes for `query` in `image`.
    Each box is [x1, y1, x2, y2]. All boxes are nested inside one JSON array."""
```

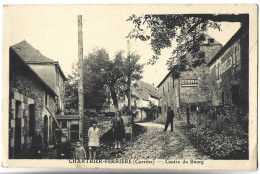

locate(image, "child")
[[88, 120, 101, 159], [124, 122, 132, 146], [73, 140, 86, 159], [56, 135, 71, 159]]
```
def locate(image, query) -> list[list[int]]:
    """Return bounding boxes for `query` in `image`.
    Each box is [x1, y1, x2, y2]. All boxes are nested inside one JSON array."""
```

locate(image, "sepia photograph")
[[2, 4, 258, 170]]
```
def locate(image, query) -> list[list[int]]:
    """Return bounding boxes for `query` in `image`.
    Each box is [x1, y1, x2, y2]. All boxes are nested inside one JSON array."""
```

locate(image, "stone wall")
[[210, 31, 249, 107], [9, 51, 57, 158]]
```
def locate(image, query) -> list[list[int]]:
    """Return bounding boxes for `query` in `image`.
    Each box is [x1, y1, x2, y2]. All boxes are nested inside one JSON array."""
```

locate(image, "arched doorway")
[[43, 115, 48, 148]]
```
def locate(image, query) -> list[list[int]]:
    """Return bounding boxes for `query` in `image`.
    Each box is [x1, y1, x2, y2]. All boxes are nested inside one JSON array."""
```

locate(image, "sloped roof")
[[11, 40, 67, 80], [133, 81, 158, 101], [207, 25, 248, 66], [10, 47, 57, 97], [11, 40, 56, 63]]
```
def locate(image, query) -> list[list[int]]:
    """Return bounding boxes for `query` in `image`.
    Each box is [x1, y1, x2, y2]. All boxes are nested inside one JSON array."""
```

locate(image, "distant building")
[[207, 26, 249, 107], [11, 41, 67, 114], [9, 46, 61, 158], [119, 81, 159, 122], [157, 35, 222, 124]]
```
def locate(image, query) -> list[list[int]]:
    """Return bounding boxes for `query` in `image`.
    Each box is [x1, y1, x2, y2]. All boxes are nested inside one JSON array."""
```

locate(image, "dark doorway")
[[232, 85, 240, 105], [43, 115, 48, 148], [14, 100, 22, 157], [28, 104, 35, 136]]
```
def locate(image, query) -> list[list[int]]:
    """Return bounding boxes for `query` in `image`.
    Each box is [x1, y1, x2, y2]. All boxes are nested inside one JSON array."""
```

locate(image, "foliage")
[[127, 14, 248, 79], [188, 126, 248, 159], [64, 48, 144, 112], [64, 64, 79, 114]]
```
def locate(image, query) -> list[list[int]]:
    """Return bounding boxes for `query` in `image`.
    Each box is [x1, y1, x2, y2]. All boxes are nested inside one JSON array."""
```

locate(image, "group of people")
[[112, 111, 132, 149], [30, 111, 133, 160], [30, 108, 174, 159]]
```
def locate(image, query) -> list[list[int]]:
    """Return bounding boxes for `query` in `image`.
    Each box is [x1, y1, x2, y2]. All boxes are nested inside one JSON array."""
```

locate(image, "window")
[[231, 85, 240, 105], [235, 45, 240, 65], [163, 87, 165, 96], [70, 124, 79, 131], [61, 120, 67, 128], [28, 104, 35, 136], [208, 39, 214, 44], [45, 92, 48, 106], [56, 69, 60, 87], [216, 63, 220, 79], [168, 83, 169, 93], [172, 80, 175, 88]]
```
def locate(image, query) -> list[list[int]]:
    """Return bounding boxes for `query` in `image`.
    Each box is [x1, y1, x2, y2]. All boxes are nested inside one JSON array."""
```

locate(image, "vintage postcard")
[[2, 4, 258, 170]]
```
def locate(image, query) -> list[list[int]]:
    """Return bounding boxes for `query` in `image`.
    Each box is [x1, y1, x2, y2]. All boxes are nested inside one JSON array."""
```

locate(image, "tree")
[[127, 14, 248, 79], [64, 48, 144, 112], [102, 51, 144, 110], [64, 64, 79, 114]]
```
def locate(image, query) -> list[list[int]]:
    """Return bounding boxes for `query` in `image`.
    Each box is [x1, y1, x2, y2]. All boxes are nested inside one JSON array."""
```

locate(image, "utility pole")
[[78, 15, 84, 143]]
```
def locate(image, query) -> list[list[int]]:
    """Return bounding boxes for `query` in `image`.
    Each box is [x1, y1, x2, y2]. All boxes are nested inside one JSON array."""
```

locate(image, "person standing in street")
[[164, 107, 175, 132], [112, 111, 125, 149], [73, 140, 86, 159], [88, 120, 101, 159]]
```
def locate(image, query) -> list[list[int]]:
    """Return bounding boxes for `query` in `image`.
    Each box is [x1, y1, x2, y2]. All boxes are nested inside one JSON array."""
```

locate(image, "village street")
[[98, 122, 210, 160]]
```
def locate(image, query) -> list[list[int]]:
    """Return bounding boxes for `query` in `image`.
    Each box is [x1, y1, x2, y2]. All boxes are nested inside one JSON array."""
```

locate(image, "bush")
[[188, 126, 248, 159]]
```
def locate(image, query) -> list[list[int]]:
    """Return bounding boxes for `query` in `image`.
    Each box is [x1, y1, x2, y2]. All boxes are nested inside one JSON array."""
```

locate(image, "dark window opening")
[[14, 100, 22, 156], [70, 124, 79, 131], [231, 85, 240, 105], [208, 39, 214, 44], [45, 93, 48, 106], [61, 120, 67, 128], [163, 87, 165, 96], [28, 104, 35, 136]]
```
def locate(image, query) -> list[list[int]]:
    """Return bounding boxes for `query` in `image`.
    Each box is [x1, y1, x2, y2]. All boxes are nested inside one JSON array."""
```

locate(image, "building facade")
[[9, 47, 59, 159], [11, 41, 67, 114], [157, 35, 223, 124], [208, 26, 249, 107], [119, 81, 159, 122]]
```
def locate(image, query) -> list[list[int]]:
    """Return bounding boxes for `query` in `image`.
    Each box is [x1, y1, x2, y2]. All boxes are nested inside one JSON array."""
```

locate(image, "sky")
[[3, 5, 241, 87]]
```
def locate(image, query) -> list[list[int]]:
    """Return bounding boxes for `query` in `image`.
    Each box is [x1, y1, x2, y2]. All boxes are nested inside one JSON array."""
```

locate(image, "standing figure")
[[88, 120, 101, 159], [124, 122, 132, 146], [73, 140, 86, 159], [30, 129, 42, 159], [56, 135, 71, 159], [112, 111, 125, 149], [164, 107, 175, 132]]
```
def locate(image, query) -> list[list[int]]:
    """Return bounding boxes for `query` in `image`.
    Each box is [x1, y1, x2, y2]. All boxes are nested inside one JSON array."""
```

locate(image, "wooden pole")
[[78, 15, 84, 143]]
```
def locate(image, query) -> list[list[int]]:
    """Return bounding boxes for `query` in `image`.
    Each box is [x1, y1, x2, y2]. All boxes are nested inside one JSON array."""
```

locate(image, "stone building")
[[119, 81, 159, 122], [157, 35, 222, 124], [11, 40, 67, 114], [207, 25, 249, 107], [9, 46, 61, 159]]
